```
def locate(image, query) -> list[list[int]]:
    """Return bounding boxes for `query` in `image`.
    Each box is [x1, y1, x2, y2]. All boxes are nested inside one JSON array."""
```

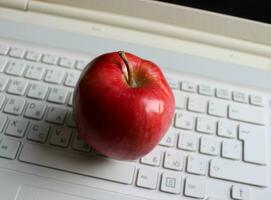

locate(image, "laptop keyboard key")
[[216, 88, 231, 100], [4, 97, 25, 115], [27, 122, 50, 143], [44, 69, 65, 84], [0, 138, 20, 159], [0, 75, 9, 91], [25, 50, 42, 62], [187, 155, 208, 175], [175, 111, 194, 130], [41, 53, 58, 65], [64, 72, 80, 88], [25, 64, 45, 80], [184, 175, 206, 199], [46, 106, 67, 125], [136, 167, 158, 189], [160, 171, 181, 194], [7, 79, 28, 96], [19, 143, 135, 184], [5, 118, 29, 138], [5, 61, 26, 76], [0, 114, 7, 132], [8, 47, 25, 58], [0, 44, 9, 55], [50, 127, 72, 148], [47, 87, 68, 104], [0, 57, 7, 72], [27, 83, 48, 100], [24, 102, 46, 120]]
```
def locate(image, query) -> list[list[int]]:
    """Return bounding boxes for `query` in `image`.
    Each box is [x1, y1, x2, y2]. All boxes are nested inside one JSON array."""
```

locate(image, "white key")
[[27, 122, 50, 143], [184, 176, 206, 199], [75, 60, 88, 70], [233, 91, 248, 103], [4, 98, 25, 115], [5, 60, 26, 76], [178, 131, 198, 151], [0, 44, 9, 55], [44, 69, 65, 84], [175, 111, 194, 130], [5, 118, 29, 138], [66, 112, 76, 127], [0, 138, 20, 159], [229, 103, 265, 125], [64, 72, 80, 88], [0, 93, 5, 109], [136, 168, 158, 189], [72, 134, 91, 152], [216, 88, 231, 99], [24, 102, 46, 120], [208, 99, 227, 117], [24, 64, 45, 80], [200, 136, 220, 156], [210, 158, 267, 187], [141, 148, 162, 166], [188, 96, 206, 113], [41, 53, 58, 65], [217, 119, 237, 138], [58, 57, 75, 68], [160, 171, 181, 194], [163, 150, 184, 171], [47, 87, 68, 104], [0, 114, 7, 132], [196, 116, 217, 134], [46, 106, 67, 125], [172, 90, 186, 109], [231, 185, 250, 200], [187, 155, 208, 175], [19, 143, 135, 184], [8, 47, 25, 58], [25, 50, 42, 62], [166, 77, 179, 89], [159, 127, 177, 147], [239, 124, 266, 165], [222, 140, 242, 160], [199, 84, 214, 96], [7, 79, 28, 95], [181, 81, 197, 93], [250, 95, 264, 107], [0, 75, 8, 91], [0, 57, 7, 72], [50, 127, 73, 147], [27, 83, 48, 100], [68, 92, 73, 106]]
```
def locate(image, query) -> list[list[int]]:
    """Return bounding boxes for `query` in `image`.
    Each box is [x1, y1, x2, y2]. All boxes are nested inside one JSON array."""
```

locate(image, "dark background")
[[157, 0, 271, 24]]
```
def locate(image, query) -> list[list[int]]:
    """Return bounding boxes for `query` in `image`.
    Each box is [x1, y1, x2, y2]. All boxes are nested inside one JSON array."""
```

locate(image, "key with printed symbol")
[[181, 81, 197, 93], [58, 57, 75, 68], [141, 148, 162, 166], [184, 175, 206, 199], [0, 138, 20, 159], [46, 106, 67, 125], [208, 99, 227, 117], [5, 61, 26, 76], [5, 118, 29, 138], [222, 140, 241, 160], [4, 98, 25, 115], [75, 60, 88, 70], [41, 53, 58, 65], [7, 79, 28, 96], [27, 83, 48, 100], [0, 44, 9, 55], [64, 72, 80, 88], [163, 149, 184, 171], [250, 95, 264, 107], [233, 91, 248, 103], [199, 84, 214, 96], [175, 111, 194, 130], [217, 119, 237, 138], [187, 155, 208, 175], [25, 64, 45, 80], [0, 75, 9, 91], [178, 131, 198, 152], [44, 69, 65, 84], [216, 88, 231, 99], [72, 133, 91, 152], [196, 116, 217, 134], [239, 124, 266, 165], [27, 122, 50, 143], [160, 171, 181, 194], [48, 87, 68, 104], [188, 96, 206, 113], [50, 127, 73, 147], [231, 185, 250, 200], [159, 127, 177, 147], [136, 168, 158, 189], [8, 47, 25, 58], [25, 50, 42, 62], [200, 136, 220, 156], [24, 102, 46, 120]]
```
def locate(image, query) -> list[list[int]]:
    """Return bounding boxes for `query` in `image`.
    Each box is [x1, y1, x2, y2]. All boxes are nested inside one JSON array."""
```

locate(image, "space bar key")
[[19, 143, 135, 184]]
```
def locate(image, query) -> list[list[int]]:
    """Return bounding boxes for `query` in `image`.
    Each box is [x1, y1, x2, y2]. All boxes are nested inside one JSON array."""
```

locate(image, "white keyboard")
[[0, 40, 269, 200]]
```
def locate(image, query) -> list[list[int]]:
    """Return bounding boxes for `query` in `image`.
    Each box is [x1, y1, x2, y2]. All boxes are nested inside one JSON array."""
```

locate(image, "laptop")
[[0, 0, 270, 199]]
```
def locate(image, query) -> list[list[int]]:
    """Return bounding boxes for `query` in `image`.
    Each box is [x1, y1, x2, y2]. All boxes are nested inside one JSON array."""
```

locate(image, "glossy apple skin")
[[73, 52, 175, 160]]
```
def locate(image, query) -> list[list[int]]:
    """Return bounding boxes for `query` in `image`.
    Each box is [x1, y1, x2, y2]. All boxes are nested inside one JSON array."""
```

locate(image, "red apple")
[[73, 51, 175, 160]]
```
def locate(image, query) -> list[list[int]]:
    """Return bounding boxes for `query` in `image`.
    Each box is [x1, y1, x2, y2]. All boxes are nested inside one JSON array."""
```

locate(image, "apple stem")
[[119, 51, 137, 87]]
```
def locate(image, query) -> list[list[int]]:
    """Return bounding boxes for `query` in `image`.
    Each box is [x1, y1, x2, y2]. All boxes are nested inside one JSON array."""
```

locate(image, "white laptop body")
[[0, 0, 270, 200]]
